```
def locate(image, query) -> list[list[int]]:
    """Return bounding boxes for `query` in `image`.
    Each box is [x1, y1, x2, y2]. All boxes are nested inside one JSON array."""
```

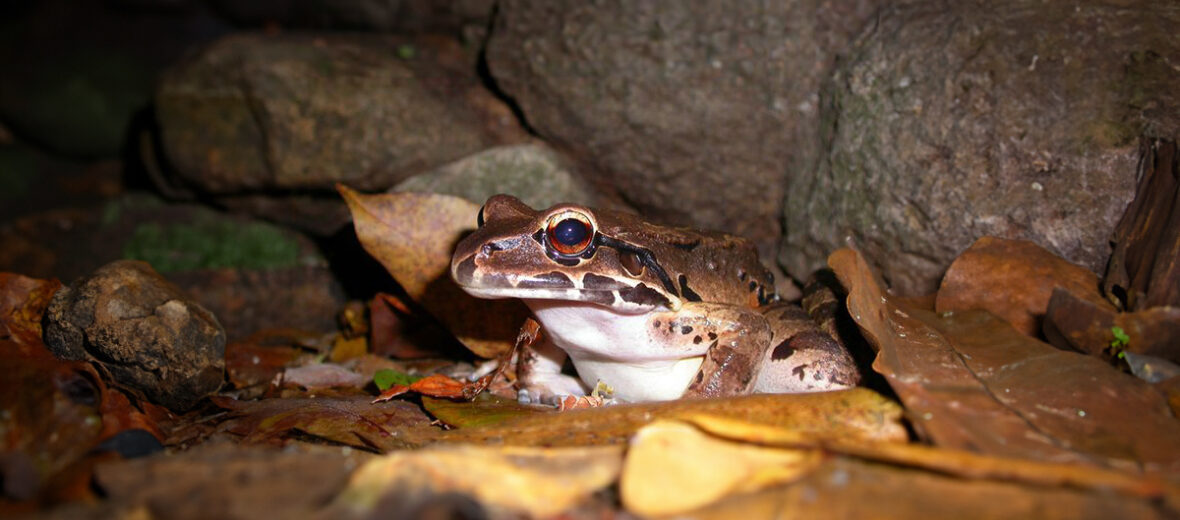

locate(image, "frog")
[[450, 194, 860, 404]]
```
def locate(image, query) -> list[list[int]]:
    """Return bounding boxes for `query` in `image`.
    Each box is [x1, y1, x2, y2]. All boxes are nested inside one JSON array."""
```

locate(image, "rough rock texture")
[[488, 0, 881, 261], [393, 143, 606, 210], [208, 0, 494, 34], [156, 32, 526, 195], [783, 1, 1180, 294], [44, 260, 226, 411]]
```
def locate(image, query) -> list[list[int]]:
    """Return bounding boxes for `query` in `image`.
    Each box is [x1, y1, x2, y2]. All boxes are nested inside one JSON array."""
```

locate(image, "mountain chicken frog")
[[451, 195, 859, 404]]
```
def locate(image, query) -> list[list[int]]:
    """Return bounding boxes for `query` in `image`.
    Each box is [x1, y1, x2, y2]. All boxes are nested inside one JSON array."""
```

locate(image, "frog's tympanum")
[[451, 195, 859, 404]]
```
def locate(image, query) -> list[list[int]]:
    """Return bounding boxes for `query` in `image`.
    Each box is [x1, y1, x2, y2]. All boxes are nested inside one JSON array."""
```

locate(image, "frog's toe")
[[517, 388, 537, 405], [517, 388, 574, 407], [519, 373, 588, 403]]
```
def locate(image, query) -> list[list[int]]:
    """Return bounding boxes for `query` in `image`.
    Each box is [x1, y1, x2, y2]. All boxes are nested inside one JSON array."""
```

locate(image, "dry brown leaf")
[[338, 185, 528, 358], [620, 420, 822, 516], [684, 415, 1171, 499], [0, 272, 61, 349], [0, 344, 106, 500], [688, 457, 1170, 520], [935, 237, 1111, 336], [223, 331, 308, 389], [437, 388, 906, 447], [211, 395, 437, 451], [830, 248, 1180, 472], [328, 334, 368, 362], [422, 395, 549, 428], [332, 444, 623, 517]]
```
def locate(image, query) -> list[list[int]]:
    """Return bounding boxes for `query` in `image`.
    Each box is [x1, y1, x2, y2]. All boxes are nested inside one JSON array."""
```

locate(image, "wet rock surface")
[[487, 0, 881, 260], [782, 1, 1180, 294], [44, 260, 226, 411]]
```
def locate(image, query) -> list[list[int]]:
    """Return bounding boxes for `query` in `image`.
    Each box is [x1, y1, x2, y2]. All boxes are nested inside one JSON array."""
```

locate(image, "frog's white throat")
[[523, 299, 704, 402]]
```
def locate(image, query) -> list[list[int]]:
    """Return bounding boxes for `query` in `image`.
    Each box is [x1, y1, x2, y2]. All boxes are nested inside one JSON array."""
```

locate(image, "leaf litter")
[[7, 185, 1180, 518]]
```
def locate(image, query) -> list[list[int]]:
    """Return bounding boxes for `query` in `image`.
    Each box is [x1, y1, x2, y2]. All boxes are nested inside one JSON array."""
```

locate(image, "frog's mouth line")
[[455, 282, 678, 314]]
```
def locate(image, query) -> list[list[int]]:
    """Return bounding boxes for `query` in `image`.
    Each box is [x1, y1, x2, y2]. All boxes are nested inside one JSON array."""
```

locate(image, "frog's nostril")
[[481, 243, 501, 256], [479, 241, 508, 259]]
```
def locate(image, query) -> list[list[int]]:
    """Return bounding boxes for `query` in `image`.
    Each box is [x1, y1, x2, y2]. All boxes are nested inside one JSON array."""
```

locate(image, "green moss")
[[122, 215, 304, 272], [100, 194, 165, 227]]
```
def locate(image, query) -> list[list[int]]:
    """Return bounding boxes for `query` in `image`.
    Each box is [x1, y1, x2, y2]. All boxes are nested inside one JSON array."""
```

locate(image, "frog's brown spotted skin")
[[451, 194, 859, 404]]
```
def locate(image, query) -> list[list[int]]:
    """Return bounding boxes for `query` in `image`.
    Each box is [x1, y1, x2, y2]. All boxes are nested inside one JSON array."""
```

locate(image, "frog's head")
[[451, 194, 684, 313]]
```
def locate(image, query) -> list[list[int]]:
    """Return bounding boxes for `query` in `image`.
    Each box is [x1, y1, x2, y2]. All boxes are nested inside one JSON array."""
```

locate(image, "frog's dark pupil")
[[553, 218, 588, 247]]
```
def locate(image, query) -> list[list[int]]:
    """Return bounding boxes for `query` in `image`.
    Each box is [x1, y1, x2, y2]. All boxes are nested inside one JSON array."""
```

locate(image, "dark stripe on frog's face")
[[582, 273, 629, 291], [518, 271, 576, 289], [677, 274, 702, 302], [618, 283, 671, 308], [597, 235, 678, 297]]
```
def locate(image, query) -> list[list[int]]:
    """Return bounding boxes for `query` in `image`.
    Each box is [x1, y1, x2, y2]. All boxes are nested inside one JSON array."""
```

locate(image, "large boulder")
[[156, 32, 526, 195], [487, 0, 881, 262], [782, 1, 1180, 294]]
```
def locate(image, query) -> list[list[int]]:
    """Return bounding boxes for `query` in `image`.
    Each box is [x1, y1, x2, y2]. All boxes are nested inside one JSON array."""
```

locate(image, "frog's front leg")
[[516, 333, 589, 405], [671, 304, 773, 399]]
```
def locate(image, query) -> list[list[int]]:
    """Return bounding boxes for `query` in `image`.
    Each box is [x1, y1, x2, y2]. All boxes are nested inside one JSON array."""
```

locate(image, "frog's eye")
[[545, 211, 594, 256]]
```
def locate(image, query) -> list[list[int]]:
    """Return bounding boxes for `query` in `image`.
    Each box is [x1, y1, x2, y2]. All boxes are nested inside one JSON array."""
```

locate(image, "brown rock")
[[44, 260, 226, 411], [156, 32, 526, 195], [488, 0, 881, 261], [783, 1, 1180, 294], [935, 237, 1112, 337]]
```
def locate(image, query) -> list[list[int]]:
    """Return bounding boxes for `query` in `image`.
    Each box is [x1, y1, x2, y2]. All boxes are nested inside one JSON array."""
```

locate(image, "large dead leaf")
[[831, 248, 1180, 471], [436, 389, 906, 447], [331, 444, 622, 518], [687, 457, 1170, 520], [684, 415, 1168, 499], [211, 395, 437, 451], [935, 237, 1111, 336], [422, 394, 550, 429], [620, 420, 823, 516], [0, 338, 162, 502], [0, 343, 105, 500], [338, 185, 527, 358]]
